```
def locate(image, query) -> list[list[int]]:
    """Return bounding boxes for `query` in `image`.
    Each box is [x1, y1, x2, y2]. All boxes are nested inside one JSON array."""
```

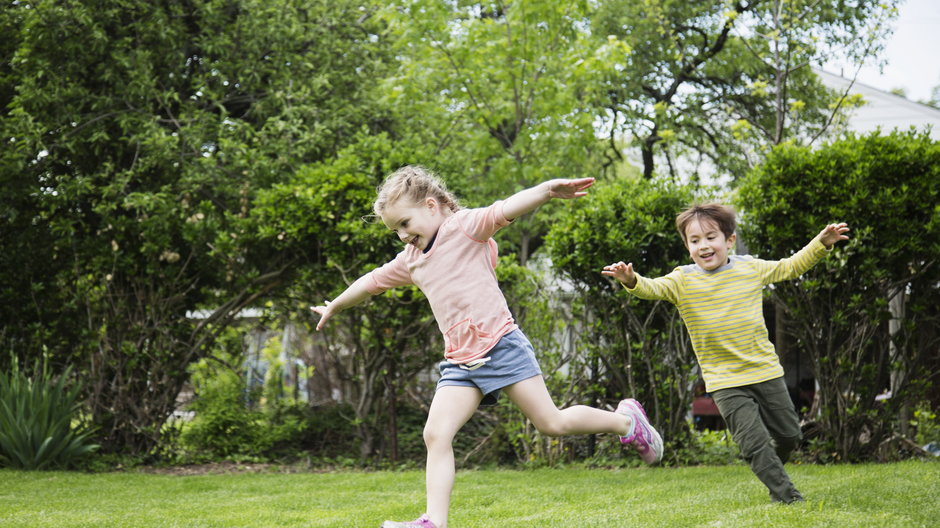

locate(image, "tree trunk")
[[387, 360, 399, 462], [888, 285, 908, 437], [641, 135, 657, 179]]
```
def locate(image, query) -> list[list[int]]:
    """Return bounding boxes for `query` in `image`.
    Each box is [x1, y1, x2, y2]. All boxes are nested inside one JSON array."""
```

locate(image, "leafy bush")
[[179, 351, 364, 462], [179, 369, 272, 461], [287, 402, 360, 459], [737, 129, 940, 461], [676, 428, 741, 466], [545, 175, 703, 461], [0, 360, 98, 469], [911, 404, 940, 448]]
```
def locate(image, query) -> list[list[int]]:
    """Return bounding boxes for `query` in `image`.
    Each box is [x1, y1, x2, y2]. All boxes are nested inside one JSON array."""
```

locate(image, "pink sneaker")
[[616, 398, 663, 464], [381, 514, 438, 528]]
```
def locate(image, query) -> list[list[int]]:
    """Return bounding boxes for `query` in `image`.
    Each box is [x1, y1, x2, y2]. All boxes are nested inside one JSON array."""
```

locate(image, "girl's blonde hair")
[[373, 165, 461, 216]]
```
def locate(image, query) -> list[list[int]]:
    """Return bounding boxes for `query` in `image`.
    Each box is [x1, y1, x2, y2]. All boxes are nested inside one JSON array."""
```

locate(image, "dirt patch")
[[136, 461, 315, 476]]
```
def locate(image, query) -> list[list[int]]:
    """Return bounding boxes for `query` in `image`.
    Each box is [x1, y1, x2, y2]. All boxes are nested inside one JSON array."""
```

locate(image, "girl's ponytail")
[[374, 165, 460, 216]]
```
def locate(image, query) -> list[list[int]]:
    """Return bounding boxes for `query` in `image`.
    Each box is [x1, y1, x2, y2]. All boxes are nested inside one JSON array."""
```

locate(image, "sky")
[[826, 0, 940, 103]]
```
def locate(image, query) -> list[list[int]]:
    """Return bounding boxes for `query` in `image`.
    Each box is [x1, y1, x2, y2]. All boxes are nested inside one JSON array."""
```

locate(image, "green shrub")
[[179, 370, 333, 462], [180, 371, 270, 460], [294, 402, 361, 459], [176, 326, 368, 464], [737, 129, 940, 461], [544, 176, 703, 461], [679, 427, 741, 466], [0, 359, 98, 469], [911, 403, 940, 447]]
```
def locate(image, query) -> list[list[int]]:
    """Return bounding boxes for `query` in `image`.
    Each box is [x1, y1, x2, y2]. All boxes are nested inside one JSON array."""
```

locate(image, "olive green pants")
[[712, 377, 803, 503]]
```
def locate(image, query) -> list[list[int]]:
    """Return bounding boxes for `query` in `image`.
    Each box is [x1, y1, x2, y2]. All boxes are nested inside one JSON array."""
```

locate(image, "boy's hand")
[[602, 261, 637, 289], [819, 222, 850, 248], [310, 300, 333, 331], [548, 177, 594, 199]]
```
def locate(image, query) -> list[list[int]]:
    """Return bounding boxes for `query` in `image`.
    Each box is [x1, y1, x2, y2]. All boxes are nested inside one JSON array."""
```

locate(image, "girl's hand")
[[819, 222, 850, 248], [310, 300, 333, 331], [602, 261, 637, 288], [548, 177, 595, 199], [503, 177, 596, 221]]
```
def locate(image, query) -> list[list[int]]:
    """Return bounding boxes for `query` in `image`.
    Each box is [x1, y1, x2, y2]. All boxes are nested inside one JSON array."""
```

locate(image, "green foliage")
[[591, 0, 899, 179], [252, 135, 443, 461], [0, 0, 390, 454], [546, 176, 698, 282], [377, 0, 605, 261], [177, 326, 358, 462], [181, 371, 270, 460], [923, 84, 940, 109], [910, 404, 940, 448], [545, 176, 704, 460], [249, 132, 403, 286], [736, 129, 940, 461], [673, 427, 741, 467], [180, 361, 329, 462], [0, 360, 98, 469], [0, 0, 916, 469]]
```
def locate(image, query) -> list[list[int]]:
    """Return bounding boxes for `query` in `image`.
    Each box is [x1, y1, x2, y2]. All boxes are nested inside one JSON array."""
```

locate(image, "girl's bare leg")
[[424, 386, 483, 528], [504, 375, 631, 436]]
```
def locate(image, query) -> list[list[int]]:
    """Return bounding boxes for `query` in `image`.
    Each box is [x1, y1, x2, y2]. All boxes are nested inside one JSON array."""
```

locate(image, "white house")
[[815, 69, 940, 139]]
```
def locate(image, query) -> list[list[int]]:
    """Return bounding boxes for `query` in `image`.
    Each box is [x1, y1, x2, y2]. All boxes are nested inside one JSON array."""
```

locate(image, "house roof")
[[815, 69, 940, 140]]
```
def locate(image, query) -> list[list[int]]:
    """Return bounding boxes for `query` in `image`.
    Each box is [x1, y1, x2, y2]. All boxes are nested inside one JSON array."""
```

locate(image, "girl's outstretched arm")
[[502, 177, 594, 221], [310, 275, 373, 331]]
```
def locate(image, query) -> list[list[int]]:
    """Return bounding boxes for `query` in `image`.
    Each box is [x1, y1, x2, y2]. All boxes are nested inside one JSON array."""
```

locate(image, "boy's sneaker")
[[616, 398, 664, 464], [771, 490, 805, 505], [381, 514, 438, 528]]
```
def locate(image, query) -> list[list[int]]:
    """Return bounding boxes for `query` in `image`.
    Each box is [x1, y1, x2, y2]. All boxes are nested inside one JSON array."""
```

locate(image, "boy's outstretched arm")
[[501, 177, 594, 221], [602, 261, 638, 289], [818, 222, 850, 248], [310, 275, 373, 331]]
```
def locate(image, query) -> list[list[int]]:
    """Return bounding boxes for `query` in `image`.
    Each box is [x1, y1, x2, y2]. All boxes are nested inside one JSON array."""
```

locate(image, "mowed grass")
[[1, 461, 938, 527]]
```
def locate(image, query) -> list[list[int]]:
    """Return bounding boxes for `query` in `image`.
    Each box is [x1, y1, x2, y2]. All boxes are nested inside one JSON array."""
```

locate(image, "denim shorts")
[[437, 328, 543, 406]]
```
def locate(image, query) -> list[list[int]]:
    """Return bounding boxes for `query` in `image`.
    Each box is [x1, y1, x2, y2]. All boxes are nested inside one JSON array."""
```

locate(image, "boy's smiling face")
[[381, 197, 444, 251], [684, 218, 736, 271]]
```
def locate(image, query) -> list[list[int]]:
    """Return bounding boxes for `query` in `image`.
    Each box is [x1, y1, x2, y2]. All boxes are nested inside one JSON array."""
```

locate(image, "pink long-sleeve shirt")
[[365, 200, 518, 364]]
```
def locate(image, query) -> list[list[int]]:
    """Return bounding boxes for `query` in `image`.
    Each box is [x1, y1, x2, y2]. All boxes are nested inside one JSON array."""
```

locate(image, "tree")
[[922, 84, 940, 109], [736, 129, 940, 461], [720, 0, 899, 370], [731, 0, 896, 147], [249, 136, 444, 460], [590, 0, 898, 180], [0, 0, 388, 453], [377, 0, 607, 264]]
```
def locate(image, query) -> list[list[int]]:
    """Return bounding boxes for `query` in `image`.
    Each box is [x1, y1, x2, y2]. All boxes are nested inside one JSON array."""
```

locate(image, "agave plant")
[[0, 359, 98, 469]]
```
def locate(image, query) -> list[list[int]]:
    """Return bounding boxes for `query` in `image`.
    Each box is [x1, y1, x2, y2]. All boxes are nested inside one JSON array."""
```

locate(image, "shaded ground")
[[136, 461, 317, 475]]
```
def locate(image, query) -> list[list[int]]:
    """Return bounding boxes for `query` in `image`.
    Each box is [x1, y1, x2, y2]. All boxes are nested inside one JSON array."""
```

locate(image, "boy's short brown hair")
[[675, 203, 737, 244]]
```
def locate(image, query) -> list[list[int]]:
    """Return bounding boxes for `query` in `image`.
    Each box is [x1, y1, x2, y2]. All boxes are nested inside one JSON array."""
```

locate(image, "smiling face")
[[684, 218, 736, 271], [380, 196, 447, 251]]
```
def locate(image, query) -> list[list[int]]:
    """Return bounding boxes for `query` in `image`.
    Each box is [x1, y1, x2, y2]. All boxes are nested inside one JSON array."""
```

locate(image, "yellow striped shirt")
[[625, 236, 830, 391]]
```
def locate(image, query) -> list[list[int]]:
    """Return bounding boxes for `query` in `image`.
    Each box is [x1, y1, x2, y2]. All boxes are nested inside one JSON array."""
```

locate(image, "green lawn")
[[1, 461, 938, 527]]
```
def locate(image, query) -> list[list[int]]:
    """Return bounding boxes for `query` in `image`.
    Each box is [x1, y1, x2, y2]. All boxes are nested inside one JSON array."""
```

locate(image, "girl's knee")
[[530, 414, 568, 437], [535, 422, 565, 437], [423, 425, 440, 447], [423, 424, 456, 448]]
